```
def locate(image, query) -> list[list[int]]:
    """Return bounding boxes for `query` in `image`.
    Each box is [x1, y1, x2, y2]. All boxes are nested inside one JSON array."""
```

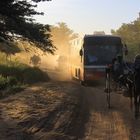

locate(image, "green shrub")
[[9, 84, 25, 93], [7, 76, 18, 86], [0, 65, 21, 77], [22, 67, 50, 84], [0, 75, 7, 90], [0, 75, 19, 90], [0, 64, 50, 85]]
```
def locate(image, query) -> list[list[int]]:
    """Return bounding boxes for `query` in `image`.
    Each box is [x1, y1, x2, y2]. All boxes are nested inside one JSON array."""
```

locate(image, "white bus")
[[70, 35, 124, 84]]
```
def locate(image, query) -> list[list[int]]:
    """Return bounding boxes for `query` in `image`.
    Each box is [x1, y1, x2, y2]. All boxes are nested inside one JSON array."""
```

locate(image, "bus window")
[[84, 45, 122, 65]]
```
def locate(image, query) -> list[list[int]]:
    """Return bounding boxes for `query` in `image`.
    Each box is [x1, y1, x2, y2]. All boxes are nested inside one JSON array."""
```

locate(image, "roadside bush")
[[22, 67, 50, 84], [0, 65, 22, 78], [7, 84, 25, 93], [0, 75, 19, 90], [0, 65, 50, 98], [7, 76, 18, 86], [0, 75, 7, 90], [0, 64, 50, 85]]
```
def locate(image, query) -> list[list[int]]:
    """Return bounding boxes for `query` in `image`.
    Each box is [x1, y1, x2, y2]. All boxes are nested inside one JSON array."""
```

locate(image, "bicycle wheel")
[[105, 72, 111, 108], [134, 94, 140, 119], [133, 75, 140, 119]]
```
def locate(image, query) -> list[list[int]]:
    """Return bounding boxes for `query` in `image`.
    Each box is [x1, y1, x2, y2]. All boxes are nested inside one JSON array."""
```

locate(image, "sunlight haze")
[[35, 0, 140, 34]]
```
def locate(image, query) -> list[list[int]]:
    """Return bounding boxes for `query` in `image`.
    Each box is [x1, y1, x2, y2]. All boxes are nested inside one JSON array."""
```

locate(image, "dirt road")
[[0, 78, 140, 140], [0, 81, 88, 140], [81, 84, 140, 140]]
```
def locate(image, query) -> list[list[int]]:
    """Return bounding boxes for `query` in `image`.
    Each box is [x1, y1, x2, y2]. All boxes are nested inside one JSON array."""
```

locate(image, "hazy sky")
[[35, 0, 140, 35]]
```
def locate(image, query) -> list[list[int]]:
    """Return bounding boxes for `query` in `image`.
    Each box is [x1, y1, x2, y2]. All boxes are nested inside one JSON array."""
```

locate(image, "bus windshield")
[[84, 45, 122, 65]]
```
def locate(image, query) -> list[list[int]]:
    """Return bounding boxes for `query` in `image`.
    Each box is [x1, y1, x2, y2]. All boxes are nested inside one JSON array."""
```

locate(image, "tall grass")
[[0, 52, 50, 97], [0, 64, 50, 84]]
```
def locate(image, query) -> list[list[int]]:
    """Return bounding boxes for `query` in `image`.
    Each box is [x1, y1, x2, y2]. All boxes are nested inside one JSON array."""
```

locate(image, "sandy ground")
[[81, 85, 140, 140], [0, 70, 140, 140], [0, 82, 88, 140]]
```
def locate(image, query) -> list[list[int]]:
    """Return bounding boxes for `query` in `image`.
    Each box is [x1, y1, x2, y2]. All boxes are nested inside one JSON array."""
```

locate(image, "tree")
[[0, 0, 55, 53], [30, 55, 41, 66], [0, 37, 20, 55], [111, 17, 140, 59], [50, 22, 78, 55]]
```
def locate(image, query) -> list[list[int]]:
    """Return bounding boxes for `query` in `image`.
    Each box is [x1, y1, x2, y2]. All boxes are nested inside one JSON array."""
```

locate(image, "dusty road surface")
[[81, 84, 140, 140], [0, 74, 140, 140], [0, 81, 88, 140]]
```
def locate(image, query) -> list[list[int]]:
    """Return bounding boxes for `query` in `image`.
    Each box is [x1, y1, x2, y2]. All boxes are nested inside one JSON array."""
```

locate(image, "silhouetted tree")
[[0, 0, 55, 53], [111, 16, 140, 59], [30, 55, 41, 66]]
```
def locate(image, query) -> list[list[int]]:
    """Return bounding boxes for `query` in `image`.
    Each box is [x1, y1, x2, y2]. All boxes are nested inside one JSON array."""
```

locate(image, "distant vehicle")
[[70, 35, 126, 85]]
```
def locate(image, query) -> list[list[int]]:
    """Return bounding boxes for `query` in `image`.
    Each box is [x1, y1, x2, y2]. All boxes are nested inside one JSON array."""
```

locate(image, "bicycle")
[[114, 69, 140, 119], [133, 72, 140, 119], [123, 69, 140, 119], [134, 92, 140, 119], [105, 66, 112, 108]]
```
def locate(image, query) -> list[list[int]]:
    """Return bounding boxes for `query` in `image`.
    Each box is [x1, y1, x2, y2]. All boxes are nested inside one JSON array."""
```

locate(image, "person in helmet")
[[112, 54, 124, 81]]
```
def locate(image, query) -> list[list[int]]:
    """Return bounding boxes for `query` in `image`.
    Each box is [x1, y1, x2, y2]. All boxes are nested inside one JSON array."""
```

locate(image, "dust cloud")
[[9, 40, 73, 81], [40, 50, 72, 81]]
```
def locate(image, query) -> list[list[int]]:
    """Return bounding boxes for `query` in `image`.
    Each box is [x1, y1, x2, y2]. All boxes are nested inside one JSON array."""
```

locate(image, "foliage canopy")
[[0, 0, 55, 53], [111, 18, 140, 59]]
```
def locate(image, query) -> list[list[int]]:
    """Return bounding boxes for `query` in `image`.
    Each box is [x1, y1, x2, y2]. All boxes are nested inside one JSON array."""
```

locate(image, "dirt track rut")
[[0, 81, 140, 140]]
